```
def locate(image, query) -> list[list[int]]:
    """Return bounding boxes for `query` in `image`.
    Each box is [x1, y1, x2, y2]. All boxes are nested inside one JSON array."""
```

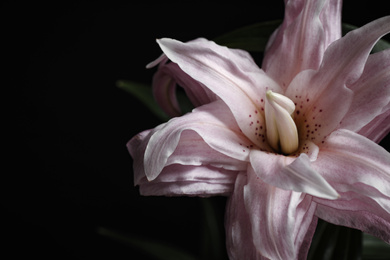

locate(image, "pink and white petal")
[[151, 62, 182, 117], [317, 16, 390, 87], [299, 139, 320, 162], [146, 53, 166, 69], [319, 0, 342, 48], [263, 0, 303, 58], [289, 12, 390, 141], [286, 68, 353, 145], [312, 129, 390, 242], [340, 49, 390, 134], [250, 150, 338, 199], [137, 164, 238, 197], [316, 129, 390, 196], [162, 62, 217, 107], [358, 105, 390, 143], [156, 37, 281, 148], [243, 167, 318, 259], [127, 128, 158, 186], [263, 0, 329, 88], [225, 173, 260, 260], [148, 39, 217, 115], [145, 38, 210, 69], [263, 0, 302, 55], [314, 190, 390, 243], [154, 164, 238, 186], [166, 130, 247, 171], [295, 195, 319, 260], [286, 19, 390, 140], [144, 100, 252, 181], [287, 17, 390, 143]]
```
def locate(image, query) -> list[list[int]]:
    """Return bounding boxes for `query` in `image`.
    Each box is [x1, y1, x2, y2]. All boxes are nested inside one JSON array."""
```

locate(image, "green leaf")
[[308, 220, 362, 260], [97, 227, 199, 260], [199, 198, 227, 260], [308, 220, 341, 260], [307, 219, 329, 260], [342, 23, 390, 53], [176, 88, 194, 115], [332, 226, 362, 260], [371, 39, 390, 53], [116, 80, 169, 121], [362, 233, 390, 260], [213, 20, 281, 52]]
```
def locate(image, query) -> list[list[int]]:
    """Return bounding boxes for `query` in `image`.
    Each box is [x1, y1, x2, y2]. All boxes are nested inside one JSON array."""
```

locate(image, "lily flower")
[[128, 0, 390, 258]]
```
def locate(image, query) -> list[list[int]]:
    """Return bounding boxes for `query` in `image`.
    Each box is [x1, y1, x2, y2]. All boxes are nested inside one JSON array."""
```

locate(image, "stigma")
[[265, 90, 299, 154]]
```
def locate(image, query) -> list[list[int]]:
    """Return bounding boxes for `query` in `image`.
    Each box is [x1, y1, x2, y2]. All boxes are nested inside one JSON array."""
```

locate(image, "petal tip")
[[328, 190, 341, 200]]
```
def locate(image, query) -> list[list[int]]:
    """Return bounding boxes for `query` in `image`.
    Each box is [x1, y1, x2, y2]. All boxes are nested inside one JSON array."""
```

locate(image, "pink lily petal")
[[156, 37, 281, 149], [320, 0, 342, 48], [127, 128, 155, 185], [128, 125, 242, 197], [128, 102, 249, 187], [317, 16, 390, 87], [240, 168, 318, 259], [312, 129, 390, 242], [294, 196, 319, 260], [137, 164, 237, 197], [286, 16, 390, 144], [315, 192, 390, 243], [340, 49, 390, 137], [316, 129, 390, 197], [263, 0, 342, 88], [225, 173, 259, 260], [151, 59, 181, 117], [250, 150, 339, 199], [144, 100, 252, 181], [286, 69, 353, 145], [225, 171, 318, 260], [159, 62, 216, 108], [166, 130, 247, 171], [358, 105, 390, 143], [150, 55, 216, 117]]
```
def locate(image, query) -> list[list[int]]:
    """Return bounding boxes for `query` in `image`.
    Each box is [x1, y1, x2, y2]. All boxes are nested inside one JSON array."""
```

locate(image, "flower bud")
[[265, 90, 299, 154]]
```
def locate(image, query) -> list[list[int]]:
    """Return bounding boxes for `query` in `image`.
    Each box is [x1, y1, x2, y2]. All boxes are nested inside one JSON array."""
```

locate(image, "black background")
[[6, 1, 390, 259]]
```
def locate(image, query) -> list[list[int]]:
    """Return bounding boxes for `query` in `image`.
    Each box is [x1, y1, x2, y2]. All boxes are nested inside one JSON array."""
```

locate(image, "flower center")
[[264, 90, 299, 154]]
